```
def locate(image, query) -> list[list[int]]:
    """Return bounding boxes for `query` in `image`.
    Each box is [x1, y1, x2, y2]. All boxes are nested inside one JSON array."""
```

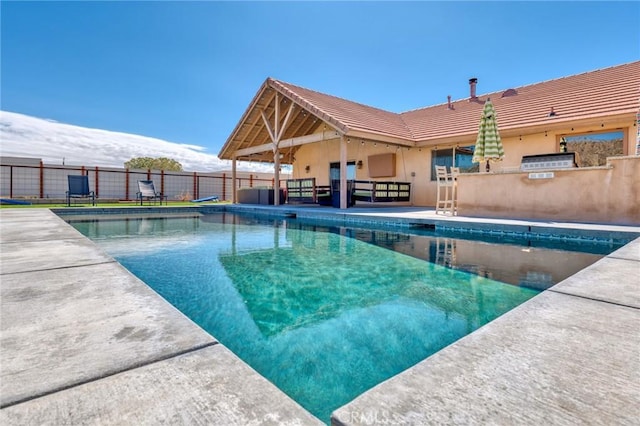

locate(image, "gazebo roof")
[[219, 61, 640, 162]]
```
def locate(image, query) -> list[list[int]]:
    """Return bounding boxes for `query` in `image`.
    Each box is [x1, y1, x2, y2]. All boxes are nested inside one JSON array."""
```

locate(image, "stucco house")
[[218, 61, 640, 225]]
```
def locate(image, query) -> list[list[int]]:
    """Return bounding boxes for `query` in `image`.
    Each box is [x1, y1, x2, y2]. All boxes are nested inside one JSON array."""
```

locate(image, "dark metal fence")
[[1, 160, 283, 201]]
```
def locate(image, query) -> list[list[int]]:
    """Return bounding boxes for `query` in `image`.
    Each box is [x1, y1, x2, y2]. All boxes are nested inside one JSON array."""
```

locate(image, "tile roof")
[[277, 61, 640, 143], [219, 61, 640, 159], [401, 60, 640, 142], [269, 79, 415, 140]]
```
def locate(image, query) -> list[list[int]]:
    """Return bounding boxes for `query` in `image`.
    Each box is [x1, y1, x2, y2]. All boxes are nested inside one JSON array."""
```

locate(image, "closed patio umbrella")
[[472, 99, 504, 172]]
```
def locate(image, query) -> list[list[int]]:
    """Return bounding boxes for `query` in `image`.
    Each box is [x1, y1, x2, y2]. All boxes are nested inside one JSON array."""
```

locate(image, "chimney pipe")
[[447, 95, 454, 110], [469, 78, 478, 99]]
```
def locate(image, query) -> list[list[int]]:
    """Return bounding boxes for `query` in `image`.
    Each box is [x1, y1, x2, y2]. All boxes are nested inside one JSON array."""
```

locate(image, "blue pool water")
[[68, 212, 615, 423]]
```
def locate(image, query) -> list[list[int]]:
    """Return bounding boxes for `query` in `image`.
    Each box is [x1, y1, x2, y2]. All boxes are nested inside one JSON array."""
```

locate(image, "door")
[[329, 161, 356, 207]]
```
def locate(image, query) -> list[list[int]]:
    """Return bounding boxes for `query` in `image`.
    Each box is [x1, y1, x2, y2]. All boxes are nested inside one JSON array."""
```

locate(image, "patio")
[[0, 206, 638, 425]]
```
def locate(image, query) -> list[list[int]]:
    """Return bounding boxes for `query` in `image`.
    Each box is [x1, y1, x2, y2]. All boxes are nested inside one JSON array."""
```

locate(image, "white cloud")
[[0, 110, 277, 173]]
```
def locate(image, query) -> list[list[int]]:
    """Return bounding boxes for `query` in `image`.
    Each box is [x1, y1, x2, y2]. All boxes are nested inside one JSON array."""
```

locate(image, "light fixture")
[[347, 137, 350, 143], [361, 140, 365, 145], [305, 165, 310, 173], [357, 160, 363, 169]]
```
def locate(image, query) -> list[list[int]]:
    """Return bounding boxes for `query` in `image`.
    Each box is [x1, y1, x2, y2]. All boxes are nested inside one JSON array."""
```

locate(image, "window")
[[329, 161, 356, 181], [562, 130, 624, 167], [430, 146, 476, 180]]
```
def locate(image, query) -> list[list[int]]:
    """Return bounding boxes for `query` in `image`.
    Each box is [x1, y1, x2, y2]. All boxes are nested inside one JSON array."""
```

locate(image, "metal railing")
[[1, 160, 284, 202]]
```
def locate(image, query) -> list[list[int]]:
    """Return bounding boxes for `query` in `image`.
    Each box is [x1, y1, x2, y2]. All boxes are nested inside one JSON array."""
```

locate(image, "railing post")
[[192, 172, 197, 200], [39, 160, 44, 198], [125, 169, 130, 200], [250, 174, 254, 188], [95, 166, 99, 198], [161, 169, 165, 197], [222, 173, 226, 201], [9, 165, 14, 198], [147, 169, 151, 180]]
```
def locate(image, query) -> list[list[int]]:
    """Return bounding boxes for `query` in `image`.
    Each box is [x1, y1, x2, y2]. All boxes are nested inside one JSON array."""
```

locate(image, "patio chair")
[[66, 175, 96, 207], [137, 180, 167, 206], [435, 165, 454, 215]]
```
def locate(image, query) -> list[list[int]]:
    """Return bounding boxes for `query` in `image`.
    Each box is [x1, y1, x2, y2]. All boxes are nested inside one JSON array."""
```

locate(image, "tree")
[[124, 157, 183, 171]]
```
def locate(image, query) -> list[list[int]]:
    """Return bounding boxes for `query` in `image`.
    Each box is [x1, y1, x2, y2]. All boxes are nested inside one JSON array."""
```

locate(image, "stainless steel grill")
[[520, 152, 578, 171]]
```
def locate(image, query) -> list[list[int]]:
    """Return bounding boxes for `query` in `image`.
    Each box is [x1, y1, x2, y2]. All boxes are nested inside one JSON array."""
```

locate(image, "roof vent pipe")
[[469, 78, 478, 100], [447, 95, 454, 110]]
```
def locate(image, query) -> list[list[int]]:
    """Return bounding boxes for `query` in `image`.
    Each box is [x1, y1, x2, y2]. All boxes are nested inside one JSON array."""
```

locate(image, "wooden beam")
[[260, 109, 276, 143], [276, 102, 296, 142], [274, 93, 280, 143], [346, 130, 413, 147], [240, 90, 277, 150], [234, 130, 339, 157]]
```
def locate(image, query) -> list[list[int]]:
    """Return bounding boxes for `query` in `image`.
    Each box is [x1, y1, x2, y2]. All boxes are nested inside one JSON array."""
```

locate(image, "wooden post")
[[340, 135, 347, 209], [231, 156, 236, 203], [259, 91, 296, 207], [274, 149, 281, 205]]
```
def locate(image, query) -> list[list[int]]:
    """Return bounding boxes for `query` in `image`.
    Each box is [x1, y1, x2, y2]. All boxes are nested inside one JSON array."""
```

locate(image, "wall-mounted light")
[[357, 160, 363, 169], [305, 165, 310, 173]]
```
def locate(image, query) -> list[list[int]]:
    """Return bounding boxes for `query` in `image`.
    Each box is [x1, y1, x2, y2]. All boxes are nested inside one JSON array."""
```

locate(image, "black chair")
[[137, 180, 167, 205], [66, 175, 96, 207]]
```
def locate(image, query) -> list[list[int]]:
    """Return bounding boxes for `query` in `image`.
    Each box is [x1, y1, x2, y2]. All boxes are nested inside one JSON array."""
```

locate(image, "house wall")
[[290, 118, 638, 224], [456, 156, 640, 225], [292, 137, 431, 204]]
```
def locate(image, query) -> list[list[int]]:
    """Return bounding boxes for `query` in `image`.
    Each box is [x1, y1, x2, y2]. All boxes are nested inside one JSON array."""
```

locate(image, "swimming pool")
[[67, 212, 620, 423]]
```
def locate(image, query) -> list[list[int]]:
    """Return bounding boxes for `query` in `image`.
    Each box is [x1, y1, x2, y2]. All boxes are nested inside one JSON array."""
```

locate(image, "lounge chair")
[[66, 175, 96, 207], [191, 195, 219, 203], [137, 180, 167, 206]]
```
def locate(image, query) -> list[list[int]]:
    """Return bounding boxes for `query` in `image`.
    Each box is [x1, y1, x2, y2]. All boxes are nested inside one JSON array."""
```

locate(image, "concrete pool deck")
[[1, 206, 638, 425]]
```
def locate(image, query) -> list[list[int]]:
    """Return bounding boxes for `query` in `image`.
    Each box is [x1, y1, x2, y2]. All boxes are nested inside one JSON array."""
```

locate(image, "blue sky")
[[2, 1, 639, 157]]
